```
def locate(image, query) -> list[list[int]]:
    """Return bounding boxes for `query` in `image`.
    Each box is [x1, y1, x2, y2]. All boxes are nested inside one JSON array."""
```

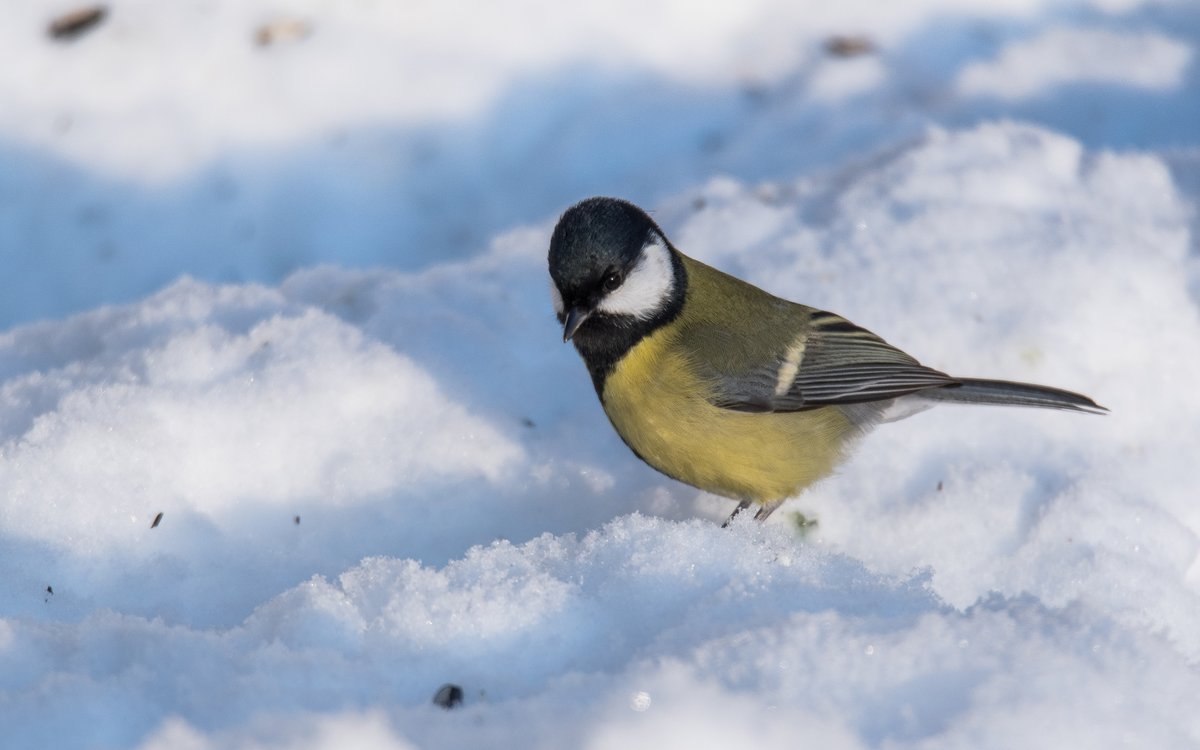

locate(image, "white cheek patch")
[[596, 234, 675, 320], [549, 274, 565, 315]]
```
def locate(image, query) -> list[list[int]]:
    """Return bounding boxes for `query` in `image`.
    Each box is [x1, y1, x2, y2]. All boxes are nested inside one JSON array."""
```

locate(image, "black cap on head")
[[548, 197, 662, 299]]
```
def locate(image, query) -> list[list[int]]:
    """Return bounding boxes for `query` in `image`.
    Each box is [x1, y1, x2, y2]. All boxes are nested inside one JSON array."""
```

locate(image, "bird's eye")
[[602, 271, 622, 292]]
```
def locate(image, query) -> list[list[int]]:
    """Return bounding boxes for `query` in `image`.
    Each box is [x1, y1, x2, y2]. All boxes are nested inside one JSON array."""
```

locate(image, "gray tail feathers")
[[922, 378, 1107, 414]]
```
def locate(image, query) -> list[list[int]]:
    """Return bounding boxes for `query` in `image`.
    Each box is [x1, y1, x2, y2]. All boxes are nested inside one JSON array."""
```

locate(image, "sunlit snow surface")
[[1, 1, 1199, 748]]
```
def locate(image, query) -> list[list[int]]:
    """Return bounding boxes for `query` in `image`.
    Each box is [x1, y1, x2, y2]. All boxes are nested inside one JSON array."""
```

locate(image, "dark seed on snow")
[[48, 6, 108, 41], [433, 683, 464, 709]]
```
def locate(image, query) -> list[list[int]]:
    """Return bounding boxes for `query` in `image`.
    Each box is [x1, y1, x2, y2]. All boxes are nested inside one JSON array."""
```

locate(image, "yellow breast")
[[600, 325, 856, 503]]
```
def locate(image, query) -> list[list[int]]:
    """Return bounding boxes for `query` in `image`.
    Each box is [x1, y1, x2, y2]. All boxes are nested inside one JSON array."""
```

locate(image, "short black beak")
[[562, 305, 591, 342]]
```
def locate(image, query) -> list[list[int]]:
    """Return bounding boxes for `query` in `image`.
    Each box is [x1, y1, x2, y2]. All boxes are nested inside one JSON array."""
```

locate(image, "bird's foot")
[[721, 500, 753, 527]]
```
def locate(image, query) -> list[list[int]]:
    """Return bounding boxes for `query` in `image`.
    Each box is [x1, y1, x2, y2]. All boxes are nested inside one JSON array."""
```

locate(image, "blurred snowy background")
[[1, 1, 1198, 747]]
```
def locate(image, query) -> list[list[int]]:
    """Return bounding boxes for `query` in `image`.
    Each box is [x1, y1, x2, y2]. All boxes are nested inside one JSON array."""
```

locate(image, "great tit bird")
[[548, 197, 1106, 524]]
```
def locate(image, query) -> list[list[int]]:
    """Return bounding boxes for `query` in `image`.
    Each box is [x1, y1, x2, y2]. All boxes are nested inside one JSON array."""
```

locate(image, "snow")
[[956, 27, 1194, 100], [1, 0, 1199, 748]]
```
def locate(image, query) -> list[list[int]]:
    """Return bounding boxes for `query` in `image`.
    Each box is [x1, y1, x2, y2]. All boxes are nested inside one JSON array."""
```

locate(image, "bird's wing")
[[699, 310, 958, 413]]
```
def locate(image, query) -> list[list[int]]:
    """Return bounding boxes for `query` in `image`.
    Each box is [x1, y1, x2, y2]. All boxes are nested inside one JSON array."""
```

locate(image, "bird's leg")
[[753, 498, 788, 522], [721, 499, 753, 527]]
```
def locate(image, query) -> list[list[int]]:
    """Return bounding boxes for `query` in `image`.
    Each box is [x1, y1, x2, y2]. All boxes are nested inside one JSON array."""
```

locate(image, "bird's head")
[[548, 197, 680, 342]]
